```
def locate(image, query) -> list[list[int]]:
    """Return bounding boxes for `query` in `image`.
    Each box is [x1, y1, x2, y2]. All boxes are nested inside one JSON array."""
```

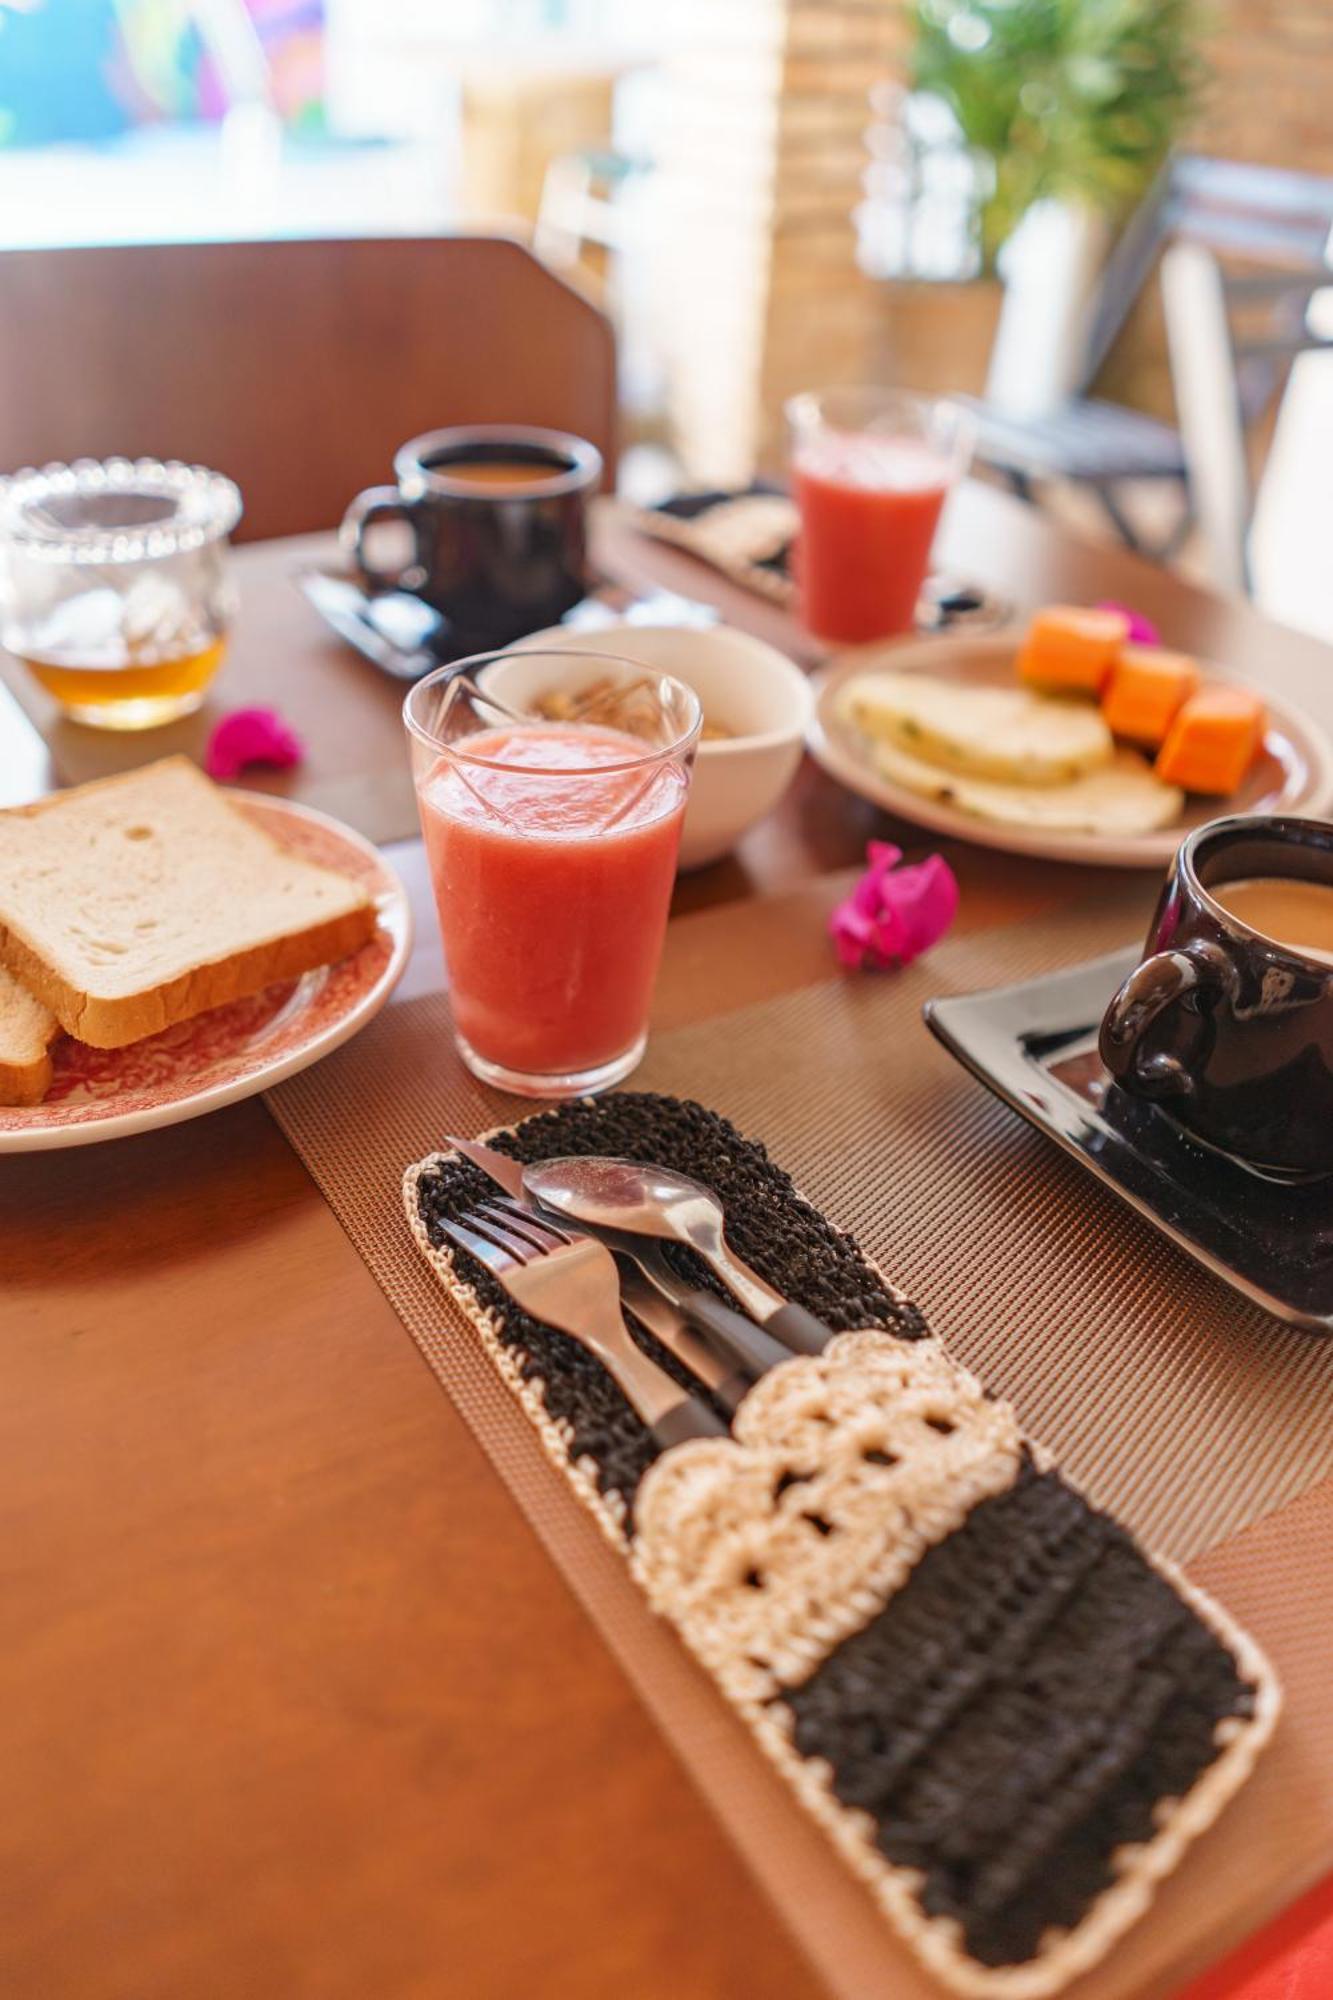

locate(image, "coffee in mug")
[[340, 425, 602, 655], [1209, 877, 1333, 963], [428, 460, 562, 490], [1100, 815, 1333, 1179]]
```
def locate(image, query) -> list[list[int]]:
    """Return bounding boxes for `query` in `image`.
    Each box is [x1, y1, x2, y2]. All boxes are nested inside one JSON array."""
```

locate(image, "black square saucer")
[[925, 948, 1333, 1332]]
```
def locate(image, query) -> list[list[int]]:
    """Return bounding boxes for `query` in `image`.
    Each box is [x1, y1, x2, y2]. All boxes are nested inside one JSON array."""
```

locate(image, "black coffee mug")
[[1100, 815, 1333, 1180], [340, 425, 602, 653]]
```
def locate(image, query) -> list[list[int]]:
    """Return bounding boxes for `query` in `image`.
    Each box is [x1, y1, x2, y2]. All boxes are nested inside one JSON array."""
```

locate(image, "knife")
[[615, 1258, 750, 1416], [445, 1136, 793, 1387]]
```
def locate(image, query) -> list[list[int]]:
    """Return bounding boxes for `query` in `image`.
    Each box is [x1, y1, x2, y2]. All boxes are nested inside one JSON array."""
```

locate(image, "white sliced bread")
[[0, 965, 60, 1106], [0, 758, 377, 1050]]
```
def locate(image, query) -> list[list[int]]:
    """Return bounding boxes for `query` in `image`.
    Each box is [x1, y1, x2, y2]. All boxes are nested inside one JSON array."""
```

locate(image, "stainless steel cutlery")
[[436, 1198, 728, 1447], [614, 1257, 751, 1415], [446, 1136, 800, 1384], [524, 1155, 834, 1356], [447, 1136, 795, 1389]]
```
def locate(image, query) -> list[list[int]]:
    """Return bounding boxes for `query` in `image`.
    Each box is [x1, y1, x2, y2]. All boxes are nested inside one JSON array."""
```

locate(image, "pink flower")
[[204, 706, 305, 781], [829, 841, 959, 971], [1095, 600, 1160, 647]]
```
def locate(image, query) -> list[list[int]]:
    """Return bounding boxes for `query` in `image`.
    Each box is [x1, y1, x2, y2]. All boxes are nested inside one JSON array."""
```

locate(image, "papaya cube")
[[1155, 686, 1266, 795], [1017, 606, 1131, 695], [1101, 646, 1201, 748]]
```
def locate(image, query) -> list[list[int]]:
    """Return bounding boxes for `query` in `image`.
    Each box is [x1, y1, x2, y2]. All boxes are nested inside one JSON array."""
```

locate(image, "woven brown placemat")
[[265, 894, 1333, 1999]]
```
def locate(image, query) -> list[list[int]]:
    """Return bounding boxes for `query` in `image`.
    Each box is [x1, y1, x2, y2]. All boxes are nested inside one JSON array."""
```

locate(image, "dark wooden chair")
[[964, 155, 1333, 561], [0, 235, 617, 541]]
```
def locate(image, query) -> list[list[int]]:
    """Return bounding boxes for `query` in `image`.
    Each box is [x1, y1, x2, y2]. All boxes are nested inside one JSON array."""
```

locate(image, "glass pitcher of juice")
[[0, 457, 242, 730], [787, 387, 973, 645]]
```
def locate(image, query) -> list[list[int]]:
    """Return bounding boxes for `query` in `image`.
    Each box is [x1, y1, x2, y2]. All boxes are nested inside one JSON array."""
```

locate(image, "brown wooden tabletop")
[[4, 489, 1333, 2000]]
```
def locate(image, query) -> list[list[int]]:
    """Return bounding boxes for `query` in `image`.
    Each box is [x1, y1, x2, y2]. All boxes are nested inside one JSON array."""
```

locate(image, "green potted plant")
[[911, 0, 1207, 269], [908, 0, 1206, 414]]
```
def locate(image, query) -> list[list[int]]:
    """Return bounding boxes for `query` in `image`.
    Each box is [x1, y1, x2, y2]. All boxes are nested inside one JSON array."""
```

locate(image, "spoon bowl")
[[525, 1156, 722, 1248], [522, 1155, 832, 1355]]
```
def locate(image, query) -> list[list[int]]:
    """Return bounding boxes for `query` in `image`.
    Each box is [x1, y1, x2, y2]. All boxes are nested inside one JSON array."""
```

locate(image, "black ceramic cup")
[[340, 425, 602, 653], [1100, 815, 1333, 1180]]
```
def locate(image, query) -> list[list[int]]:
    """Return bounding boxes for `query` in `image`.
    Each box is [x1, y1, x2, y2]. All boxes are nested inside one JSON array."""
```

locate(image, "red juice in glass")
[[787, 389, 970, 645], [404, 657, 700, 1097]]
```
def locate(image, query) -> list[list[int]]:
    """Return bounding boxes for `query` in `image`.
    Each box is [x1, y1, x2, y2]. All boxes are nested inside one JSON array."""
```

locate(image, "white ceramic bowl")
[[483, 622, 814, 869]]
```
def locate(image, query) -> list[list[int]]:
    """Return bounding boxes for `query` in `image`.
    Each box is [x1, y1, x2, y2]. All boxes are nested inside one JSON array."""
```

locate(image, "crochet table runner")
[[266, 891, 1333, 1999]]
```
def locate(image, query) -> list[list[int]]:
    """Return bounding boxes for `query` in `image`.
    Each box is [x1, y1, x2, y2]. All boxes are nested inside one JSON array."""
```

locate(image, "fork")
[[437, 1200, 730, 1448]]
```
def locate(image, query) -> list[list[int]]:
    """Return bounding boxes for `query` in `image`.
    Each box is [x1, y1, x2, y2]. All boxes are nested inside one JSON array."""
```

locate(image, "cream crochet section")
[[632, 1330, 1023, 1706]]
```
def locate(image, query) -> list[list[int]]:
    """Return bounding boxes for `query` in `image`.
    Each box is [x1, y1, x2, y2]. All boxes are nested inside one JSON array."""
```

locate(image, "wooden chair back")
[[0, 236, 617, 541]]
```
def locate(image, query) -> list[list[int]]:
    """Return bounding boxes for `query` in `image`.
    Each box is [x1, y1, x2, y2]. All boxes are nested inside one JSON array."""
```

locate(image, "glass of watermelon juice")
[[787, 386, 973, 645], [404, 652, 701, 1097]]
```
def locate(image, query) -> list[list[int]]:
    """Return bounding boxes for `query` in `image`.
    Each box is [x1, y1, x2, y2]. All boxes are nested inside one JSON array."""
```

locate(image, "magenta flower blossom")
[[205, 706, 305, 781], [1095, 600, 1160, 647], [830, 841, 959, 971]]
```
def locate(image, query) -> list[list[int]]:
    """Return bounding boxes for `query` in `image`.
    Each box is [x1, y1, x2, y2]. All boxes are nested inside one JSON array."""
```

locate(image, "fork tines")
[[472, 1198, 568, 1250], [438, 1197, 565, 1269]]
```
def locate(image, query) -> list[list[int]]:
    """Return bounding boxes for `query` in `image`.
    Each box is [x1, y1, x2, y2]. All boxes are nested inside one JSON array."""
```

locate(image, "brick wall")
[[653, 0, 908, 481], [653, 0, 1333, 474], [1198, 0, 1333, 178], [1099, 3, 1333, 420]]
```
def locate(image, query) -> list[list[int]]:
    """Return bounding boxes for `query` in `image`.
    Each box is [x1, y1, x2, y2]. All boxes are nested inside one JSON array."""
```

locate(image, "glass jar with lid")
[[0, 456, 242, 730]]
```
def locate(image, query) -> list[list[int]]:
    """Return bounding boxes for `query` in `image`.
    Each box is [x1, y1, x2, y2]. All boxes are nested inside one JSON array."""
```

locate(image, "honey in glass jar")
[[0, 458, 241, 730]]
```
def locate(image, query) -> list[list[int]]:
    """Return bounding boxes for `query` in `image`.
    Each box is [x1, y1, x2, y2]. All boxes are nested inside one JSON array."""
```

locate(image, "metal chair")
[[1163, 239, 1333, 606], [962, 155, 1333, 562], [535, 145, 650, 277]]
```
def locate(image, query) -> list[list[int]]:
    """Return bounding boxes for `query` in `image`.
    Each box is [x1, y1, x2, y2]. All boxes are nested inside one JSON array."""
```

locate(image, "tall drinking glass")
[[404, 652, 701, 1098], [787, 387, 973, 645]]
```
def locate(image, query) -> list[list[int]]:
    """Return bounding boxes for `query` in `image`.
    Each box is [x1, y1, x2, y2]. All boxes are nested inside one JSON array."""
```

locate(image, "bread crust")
[[0, 1041, 56, 1106], [0, 902, 377, 1050], [0, 759, 378, 1051], [0, 965, 61, 1105]]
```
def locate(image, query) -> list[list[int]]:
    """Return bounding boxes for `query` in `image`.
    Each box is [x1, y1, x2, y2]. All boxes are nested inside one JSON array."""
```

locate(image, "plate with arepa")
[[0, 758, 410, 1150], [808, 629, 1333, 868]]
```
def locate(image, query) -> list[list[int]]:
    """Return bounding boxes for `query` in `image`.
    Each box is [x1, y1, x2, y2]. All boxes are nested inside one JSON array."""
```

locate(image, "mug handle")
[[1099, 940, 1236, 1100], [339, 487, 421, 595]]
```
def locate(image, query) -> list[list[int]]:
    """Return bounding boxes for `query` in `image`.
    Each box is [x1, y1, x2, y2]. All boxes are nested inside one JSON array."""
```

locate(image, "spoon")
[[523, 1156, 833, 1356]]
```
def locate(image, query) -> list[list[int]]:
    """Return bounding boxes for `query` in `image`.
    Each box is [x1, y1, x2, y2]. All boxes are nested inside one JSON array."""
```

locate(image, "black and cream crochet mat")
[[266, 886, 1333, 2000]]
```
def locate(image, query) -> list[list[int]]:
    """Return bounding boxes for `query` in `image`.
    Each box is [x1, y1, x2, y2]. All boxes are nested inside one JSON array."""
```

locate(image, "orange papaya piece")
[[1101, 646, 1201, 748], [1017, 606, 1130, 696], [1155, 686, 1265, 795]]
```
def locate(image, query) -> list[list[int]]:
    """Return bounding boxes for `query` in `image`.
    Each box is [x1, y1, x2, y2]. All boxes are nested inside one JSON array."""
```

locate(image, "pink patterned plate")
[[0, 793, 411, 1152]]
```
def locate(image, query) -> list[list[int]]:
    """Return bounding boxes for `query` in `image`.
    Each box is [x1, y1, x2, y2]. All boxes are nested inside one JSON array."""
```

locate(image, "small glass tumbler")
[[404, 650, 701, 1098], [787, 386, 973, 644], [0, 457, 242, 730]]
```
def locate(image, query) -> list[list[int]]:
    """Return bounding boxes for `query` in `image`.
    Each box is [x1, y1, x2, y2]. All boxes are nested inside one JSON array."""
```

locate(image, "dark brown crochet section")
[[413, 1091, 925, 1510], [782, 1460, 1257, 1969]]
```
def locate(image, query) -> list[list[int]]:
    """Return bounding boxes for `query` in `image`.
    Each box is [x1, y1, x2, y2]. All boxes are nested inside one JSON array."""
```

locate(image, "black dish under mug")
[[340, 425, 602, 653], [1099, 815, 1333, 1180]]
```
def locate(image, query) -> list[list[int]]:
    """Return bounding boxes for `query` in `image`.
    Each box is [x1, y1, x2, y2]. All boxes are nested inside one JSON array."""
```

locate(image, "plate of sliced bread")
[[0, 756, 410, 1149], [809, 618, 1333, 868]]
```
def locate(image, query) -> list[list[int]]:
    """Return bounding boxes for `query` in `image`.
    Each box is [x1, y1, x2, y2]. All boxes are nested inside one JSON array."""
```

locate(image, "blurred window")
[[0, 1, 325, 144]]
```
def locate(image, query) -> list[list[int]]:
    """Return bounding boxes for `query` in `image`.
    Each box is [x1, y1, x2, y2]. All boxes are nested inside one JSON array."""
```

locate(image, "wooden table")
[[3, 488, 1331, 2000]]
